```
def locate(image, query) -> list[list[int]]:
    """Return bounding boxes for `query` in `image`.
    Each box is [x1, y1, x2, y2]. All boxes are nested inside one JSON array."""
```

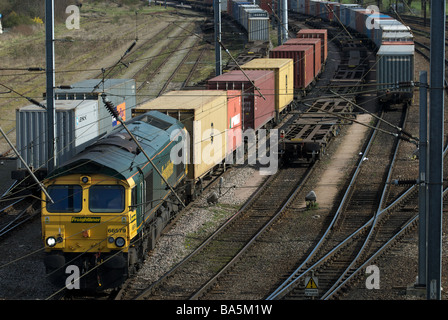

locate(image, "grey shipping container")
[[53, 78, 136, 135], [16, 100, 99, 170], [248, 17, 270, 42], [376, 44, 414, 100]]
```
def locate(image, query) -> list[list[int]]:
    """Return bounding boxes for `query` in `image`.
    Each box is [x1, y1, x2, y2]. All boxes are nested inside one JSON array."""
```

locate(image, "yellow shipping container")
[[133, 90, 228, 181], [241, 58, 294, 118]]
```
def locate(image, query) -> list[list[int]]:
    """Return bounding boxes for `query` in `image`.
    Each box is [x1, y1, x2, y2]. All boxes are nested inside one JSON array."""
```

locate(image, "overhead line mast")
[[45, 0, 56, 174]]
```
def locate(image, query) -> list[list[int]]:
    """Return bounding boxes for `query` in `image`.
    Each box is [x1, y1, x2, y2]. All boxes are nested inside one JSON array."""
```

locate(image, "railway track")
[[267, 99, 416, 300], [116, 164, 314, 300]]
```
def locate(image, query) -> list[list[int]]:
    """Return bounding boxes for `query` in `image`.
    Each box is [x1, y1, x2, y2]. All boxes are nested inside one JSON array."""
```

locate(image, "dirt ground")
[[0, 2, 184, 154]]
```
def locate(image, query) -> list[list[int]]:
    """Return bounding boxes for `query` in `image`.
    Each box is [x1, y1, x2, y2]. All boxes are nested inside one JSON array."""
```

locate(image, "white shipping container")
[[16, 100, 99, 170]]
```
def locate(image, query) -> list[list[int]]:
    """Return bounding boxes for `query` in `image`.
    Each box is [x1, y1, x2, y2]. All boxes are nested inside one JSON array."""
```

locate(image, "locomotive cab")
[[42, 173, 136, 290]]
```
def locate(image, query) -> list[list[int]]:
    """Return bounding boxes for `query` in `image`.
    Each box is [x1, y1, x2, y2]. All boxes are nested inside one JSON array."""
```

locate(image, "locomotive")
[[42, 111, 188, 289]]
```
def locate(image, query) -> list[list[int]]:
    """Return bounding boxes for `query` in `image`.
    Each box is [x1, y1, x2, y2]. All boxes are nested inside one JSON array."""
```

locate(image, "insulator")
[[391, 179, 418, 185], [101, 94, 120, 119]]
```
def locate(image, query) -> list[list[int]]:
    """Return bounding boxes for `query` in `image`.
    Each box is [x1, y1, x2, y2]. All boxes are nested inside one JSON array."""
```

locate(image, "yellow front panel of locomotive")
[[42, 174, 135, 253]]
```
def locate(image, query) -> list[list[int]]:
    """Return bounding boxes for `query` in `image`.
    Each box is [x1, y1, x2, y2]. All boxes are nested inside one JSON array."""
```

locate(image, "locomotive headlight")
[[46, 237, 56, 247], [108, 236, 115, 244], [115, 237, 125, 247]]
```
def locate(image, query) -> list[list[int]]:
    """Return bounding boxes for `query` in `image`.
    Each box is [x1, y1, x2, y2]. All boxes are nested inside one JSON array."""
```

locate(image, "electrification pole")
[[427, 0, 445, 300], [214, 0, 222, 76], [417, 71, 427, 288], [46, 0, 56, 173]]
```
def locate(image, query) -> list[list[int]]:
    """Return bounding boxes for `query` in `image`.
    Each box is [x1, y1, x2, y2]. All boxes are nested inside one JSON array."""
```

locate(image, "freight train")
[[39, 1, 414, 291], [40, 34, 329, 291], [291, 0, 414, 107]]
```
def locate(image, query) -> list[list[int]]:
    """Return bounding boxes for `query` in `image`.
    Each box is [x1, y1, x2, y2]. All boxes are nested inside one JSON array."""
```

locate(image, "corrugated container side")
[[248, 17, 270, 42], [284, 38, 322, 75], [305, 0, 310, 14], [226, 90, 243, 155], [319, 1, 338, 21], [376, 45, 414, 95], [367, 14, 393, 39], [241, 58, 294, 116], [269, 45, 314, 89], [374, 20, 407, 47], [239, 4, 258, 29], [297, 0, 305, 13], [233, 1, 251, 22], [310, 0, 321, 16], [16, 100, 99, 170], [207, 69, 276, 131], [340, 4, 358, 26], [132, 91, 228, 181], [290, 0, 298, 12], [297, 29, 328, 62], [355, 10, 369, 35]]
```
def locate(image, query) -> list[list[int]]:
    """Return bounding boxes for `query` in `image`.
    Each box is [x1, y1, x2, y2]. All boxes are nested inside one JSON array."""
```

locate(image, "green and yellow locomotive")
[[41, 111, 188, 290]]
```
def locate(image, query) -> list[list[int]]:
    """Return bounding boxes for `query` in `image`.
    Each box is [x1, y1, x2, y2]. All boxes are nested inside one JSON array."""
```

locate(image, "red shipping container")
[[304, 0, 310, 15], [355, 10, 369, 35], [259, 0, 273, 13], [269, 45, 314, 90], [226, 90, 243, 155], [284, 38, 322, 75], [297, 29, 328, 63], [207, 70, 276, 131]]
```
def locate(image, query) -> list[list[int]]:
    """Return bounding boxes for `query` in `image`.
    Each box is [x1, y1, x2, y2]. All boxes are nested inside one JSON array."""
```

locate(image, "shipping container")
[[376, 44, 414, 98], [269, 45, 315, 90], [318, 1, 339, 21], [241, 58, 294, 118], [242, 7, 268, 30], [207, 69, 276, 131], [340, 4, 361, 27], [257, 0, 273, 13], [380, 31, 413, 45], [310, 0, 322, 17], [233, 1, 252, 22], [373, 21, 409, 47], [297, 0, 310, 14], [238, 4, 259, 27], [248, 17, 270, 42], [284, 38, 322, 75], [16, 100, 99, 170], [132, 90, 229, 181], [348, 8, 366, 31], [297, 29, 328, 62], [53, 78, 136, 135], [225, 90, 243, 155], [363, 13, 394, 39], [354, 9, 371, 35], [290, 0, 298, 13]]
